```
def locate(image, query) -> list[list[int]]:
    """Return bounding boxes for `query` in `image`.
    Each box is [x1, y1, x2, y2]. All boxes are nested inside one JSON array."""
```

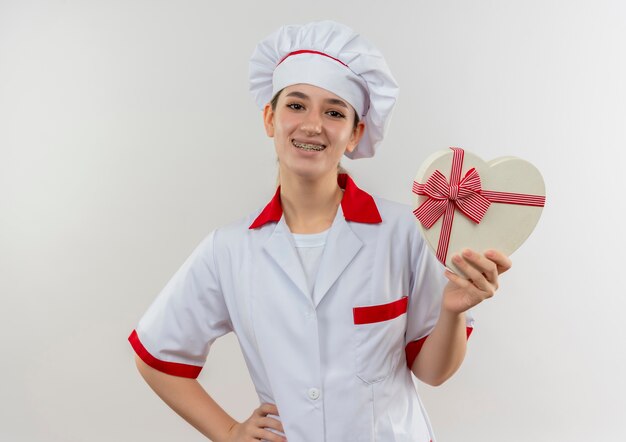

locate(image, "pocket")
[[353, 296, 408, 384]]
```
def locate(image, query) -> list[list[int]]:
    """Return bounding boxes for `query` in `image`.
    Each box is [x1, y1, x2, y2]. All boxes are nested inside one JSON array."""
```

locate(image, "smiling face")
[[263, 83, 365, 182]]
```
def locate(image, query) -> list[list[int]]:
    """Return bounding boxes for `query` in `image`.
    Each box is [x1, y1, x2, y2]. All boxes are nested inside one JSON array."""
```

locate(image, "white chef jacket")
[[129, 174, 474, 442]]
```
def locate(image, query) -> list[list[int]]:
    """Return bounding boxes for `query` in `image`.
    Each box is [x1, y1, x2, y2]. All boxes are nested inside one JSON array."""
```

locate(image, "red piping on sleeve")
[[405, 326, 473, 369], [128, 330, 203, 379]]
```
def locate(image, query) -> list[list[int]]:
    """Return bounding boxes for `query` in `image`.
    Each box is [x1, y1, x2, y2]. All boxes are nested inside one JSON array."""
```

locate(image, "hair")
[[271, 88, 358, 182]]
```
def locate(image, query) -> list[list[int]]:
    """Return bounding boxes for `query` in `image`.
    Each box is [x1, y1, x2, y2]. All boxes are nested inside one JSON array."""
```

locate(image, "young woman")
[[128, 21, 511, 442]]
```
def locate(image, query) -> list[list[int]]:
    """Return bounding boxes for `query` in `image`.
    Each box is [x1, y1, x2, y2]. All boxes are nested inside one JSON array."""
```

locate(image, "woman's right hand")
[[225, 403, 287, 442]]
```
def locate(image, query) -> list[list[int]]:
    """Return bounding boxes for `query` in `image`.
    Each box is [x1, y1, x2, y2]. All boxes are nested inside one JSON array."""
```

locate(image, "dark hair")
[[270, 88, 361, 130]]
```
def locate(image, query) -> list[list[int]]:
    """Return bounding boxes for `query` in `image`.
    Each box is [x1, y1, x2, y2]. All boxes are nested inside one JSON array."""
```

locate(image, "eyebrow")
[[285, 91, 349, 109]]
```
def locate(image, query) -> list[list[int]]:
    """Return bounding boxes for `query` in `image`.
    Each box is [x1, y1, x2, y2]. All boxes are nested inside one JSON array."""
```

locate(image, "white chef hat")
[[249, 20, 399, 159]]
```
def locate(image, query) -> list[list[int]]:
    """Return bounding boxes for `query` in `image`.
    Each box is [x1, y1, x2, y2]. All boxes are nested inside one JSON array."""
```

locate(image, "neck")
[[279, 169, 343, 234]]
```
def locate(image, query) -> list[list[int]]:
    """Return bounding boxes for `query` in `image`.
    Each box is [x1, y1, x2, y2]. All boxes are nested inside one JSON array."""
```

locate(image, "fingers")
[[256, 403, 284, 432], [456, 249, 511, 279], [443, 268, 472, 289], [228, 403, 287, 442], [463, 249, 499, 288], [258, 416, 285, 435], [254, 428, 287, 442], [444, 249, 511, 313], [254, 403, 286, 440], [256, 403, 279, 417], [451, 248, 512, 294], [485, 249, 512, 274], [452, 251, 496, 295]]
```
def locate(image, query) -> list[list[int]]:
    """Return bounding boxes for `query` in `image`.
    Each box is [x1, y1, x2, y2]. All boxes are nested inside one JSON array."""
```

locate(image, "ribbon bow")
[[413, 167, 491, 228]]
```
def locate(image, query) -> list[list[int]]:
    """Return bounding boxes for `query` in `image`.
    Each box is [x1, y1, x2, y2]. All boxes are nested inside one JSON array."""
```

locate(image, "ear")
[[345, 121, 366, 154], [263, 103, 275, 137]]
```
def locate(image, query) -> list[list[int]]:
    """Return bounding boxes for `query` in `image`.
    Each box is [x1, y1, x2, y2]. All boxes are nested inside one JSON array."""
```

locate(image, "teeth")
[[292, 140, 326, 151]]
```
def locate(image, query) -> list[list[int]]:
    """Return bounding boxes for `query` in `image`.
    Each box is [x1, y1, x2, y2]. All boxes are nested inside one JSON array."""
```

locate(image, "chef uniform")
[[129, 21, 474, 442]]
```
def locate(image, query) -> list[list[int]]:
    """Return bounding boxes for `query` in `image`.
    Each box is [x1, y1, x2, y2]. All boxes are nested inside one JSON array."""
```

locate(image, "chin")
[[281, 163, 334, 182]]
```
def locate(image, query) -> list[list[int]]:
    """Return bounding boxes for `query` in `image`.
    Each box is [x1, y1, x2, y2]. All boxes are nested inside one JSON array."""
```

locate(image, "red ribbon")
[[413, 147, 546, 265]]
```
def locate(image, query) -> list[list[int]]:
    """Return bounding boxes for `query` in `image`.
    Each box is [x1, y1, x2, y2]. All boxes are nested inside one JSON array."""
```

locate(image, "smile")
[[292, 139, 326, 151]]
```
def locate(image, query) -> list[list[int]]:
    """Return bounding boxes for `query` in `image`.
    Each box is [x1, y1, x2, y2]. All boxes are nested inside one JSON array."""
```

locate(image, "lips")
[[292, 139, 326, 152]]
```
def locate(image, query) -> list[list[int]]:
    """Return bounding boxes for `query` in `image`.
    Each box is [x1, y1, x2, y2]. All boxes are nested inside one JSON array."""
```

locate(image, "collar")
[[249, 174, 382, 229]]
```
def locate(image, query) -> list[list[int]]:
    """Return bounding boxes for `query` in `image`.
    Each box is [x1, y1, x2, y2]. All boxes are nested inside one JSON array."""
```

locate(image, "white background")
[[1, 1, 625, 441]]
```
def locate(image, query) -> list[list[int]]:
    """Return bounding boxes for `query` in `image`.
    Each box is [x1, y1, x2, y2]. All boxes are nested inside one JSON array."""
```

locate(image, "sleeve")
[[128, 230, 233, 378], [404, 230, 474, 369]]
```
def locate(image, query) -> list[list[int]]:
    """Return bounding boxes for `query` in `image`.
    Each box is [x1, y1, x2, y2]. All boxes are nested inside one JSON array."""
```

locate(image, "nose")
[[300, 112, 322, 135]]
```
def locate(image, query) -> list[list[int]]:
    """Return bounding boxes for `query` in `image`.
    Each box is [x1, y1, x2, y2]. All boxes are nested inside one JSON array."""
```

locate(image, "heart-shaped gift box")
[[412, 147, 546, 277]]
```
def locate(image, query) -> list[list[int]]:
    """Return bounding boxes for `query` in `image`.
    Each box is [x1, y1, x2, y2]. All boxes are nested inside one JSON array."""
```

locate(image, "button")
[[307, 387, 320, 400]]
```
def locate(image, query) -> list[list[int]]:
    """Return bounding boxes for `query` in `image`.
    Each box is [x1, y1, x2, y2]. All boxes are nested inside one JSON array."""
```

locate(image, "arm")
[[411, 309, 467, 386], [134, 356, 286, 442], [411, 249, 511, 386]]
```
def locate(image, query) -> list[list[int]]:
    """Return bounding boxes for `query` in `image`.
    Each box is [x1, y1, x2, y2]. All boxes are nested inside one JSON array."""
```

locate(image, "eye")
[[327, 110, 345, 118], [287, 103, 304, 110]]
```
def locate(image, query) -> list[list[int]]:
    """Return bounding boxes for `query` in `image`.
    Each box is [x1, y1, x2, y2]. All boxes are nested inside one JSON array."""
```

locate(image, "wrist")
[[217, 420, 239, 442], [438, 306, 466, 324]]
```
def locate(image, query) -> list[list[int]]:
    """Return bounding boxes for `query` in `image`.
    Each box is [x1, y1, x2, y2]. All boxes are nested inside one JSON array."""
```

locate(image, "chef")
[[128, 20, 511, 442]]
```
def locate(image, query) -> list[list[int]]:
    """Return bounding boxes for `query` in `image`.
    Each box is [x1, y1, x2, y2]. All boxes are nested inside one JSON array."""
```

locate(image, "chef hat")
[[249, 20, 399, 159]]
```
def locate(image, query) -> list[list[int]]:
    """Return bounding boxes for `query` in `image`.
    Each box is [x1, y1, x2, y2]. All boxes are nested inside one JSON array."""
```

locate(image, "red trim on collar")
[[248, 174, 382, 229], [338, 174, 382, 224], [248, 186, 283, 229]]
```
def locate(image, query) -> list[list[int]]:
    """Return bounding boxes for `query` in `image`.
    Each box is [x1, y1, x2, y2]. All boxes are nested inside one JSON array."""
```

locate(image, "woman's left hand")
[[442, 249, 512, 315]]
